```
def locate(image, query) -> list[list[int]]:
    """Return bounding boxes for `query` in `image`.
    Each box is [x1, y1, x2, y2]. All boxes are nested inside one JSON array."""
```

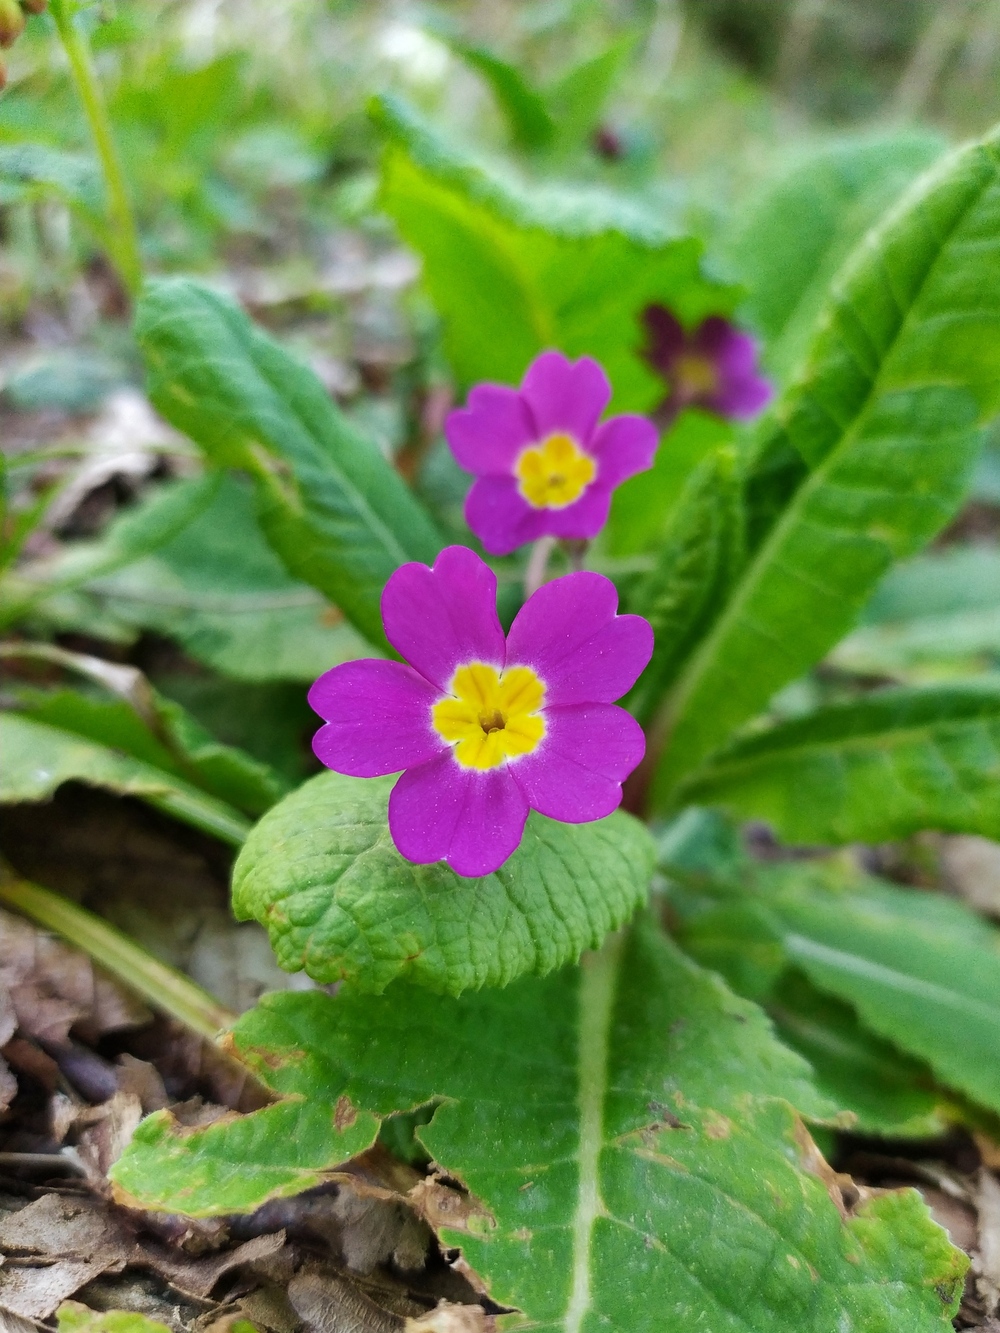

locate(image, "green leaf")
[[674, 860, 1000, 1120], [545, 37, 635, 148], [135, 278, 443, 651], [15, 686, 287, 817], [231, 769, 655, 995], [443, 39, 555, 150], [627, 447, 742, 724], [832, 545, 1000, 677], [1, 475, 221, 630], [373, 95, 736, 410], [0, 143, 104, 227], [766, 970, 950, 1139], [58, 1303, 172, 1333], [112, 917, 965, 1331], [607, 408, 734, 556], [724, 130, 946, 382], [679, 681, 1000, 845], [27, 475, 368, 682], [655, 127, 1000, 799], [0, 712, 251, 846]]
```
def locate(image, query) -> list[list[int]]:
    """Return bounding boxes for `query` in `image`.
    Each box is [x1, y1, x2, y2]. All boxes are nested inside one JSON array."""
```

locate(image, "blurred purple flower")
[[445, 350, 658, 556], [308, 545, 652, 878], [642, 306, 773, 425]]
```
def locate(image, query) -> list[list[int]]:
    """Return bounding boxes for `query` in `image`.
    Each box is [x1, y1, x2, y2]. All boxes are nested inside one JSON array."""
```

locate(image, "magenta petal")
[[506, 571, 653, 706], [309, 660, 443, 777], [464, 475, 549, 556], [542, 484, 612, 541], [388, 755, 530, 877], [591, 414, 659, 489], [520, 350, 611, 443], [381, 546, 506, 691], [513, 704, 645, 822], [445, 384, 536, 476], [642, 306, 685, 373]]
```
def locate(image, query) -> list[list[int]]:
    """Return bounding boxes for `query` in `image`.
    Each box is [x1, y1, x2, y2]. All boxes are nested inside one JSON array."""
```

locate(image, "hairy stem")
[[49, 0, 142, 295], [0, 871, 236, 1039]]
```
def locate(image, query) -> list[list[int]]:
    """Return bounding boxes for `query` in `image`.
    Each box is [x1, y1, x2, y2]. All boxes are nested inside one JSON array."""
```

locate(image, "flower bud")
[[21, 0, 49, 12]]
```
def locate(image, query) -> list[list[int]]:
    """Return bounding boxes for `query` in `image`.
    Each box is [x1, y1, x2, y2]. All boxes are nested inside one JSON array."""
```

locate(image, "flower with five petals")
[[308, 545, 653, 877], [445, 350, 658, 556]]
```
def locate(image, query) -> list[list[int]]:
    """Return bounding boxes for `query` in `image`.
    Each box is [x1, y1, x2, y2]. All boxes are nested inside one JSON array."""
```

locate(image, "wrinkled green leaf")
[[679, 682, 1000, 845], [673, 860, 1000, 1119], [656, 127, 1000, 799], [26, 475, 367, 682], [0, 712, 251, 846], [724, 130, 946, 381], [112, 917, 965, 1331], [232, 769, 655, 995], [58, 1303, 172, 1333], [135, 278, 443, 651], [832, 546, 1000, 677], [374, 95, 736, 410], [627, 447, 742, 724]]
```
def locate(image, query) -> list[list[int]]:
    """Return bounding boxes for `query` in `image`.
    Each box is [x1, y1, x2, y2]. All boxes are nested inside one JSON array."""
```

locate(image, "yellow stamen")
[[514, 432, 596, 510], [431, 662, 546, 770], [675, 354, 718, 397]]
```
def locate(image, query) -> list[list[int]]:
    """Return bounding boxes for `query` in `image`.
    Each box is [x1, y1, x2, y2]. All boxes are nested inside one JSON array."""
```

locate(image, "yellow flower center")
[[675, 353, 718, 397], [431, 662, 546, 770], [514, 432, 596, 510]]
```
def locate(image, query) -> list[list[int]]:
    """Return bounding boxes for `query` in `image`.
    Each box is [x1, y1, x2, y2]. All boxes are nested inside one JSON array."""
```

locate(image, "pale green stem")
[[49, 0, 142, 295], [0, 872, 236, 1039], [524, 536, 557, 598]]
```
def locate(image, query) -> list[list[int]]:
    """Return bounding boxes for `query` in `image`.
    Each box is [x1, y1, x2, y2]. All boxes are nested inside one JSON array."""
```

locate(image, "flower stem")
[[49, 0, 142, 296], [0, 870, 236, 1040], [524, 536, 557, 598]]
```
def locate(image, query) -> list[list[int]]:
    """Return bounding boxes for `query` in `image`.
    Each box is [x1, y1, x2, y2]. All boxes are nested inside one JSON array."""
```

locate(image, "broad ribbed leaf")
[[673, 861, 1000, 1119], [656, 128, 1000, 800], [135, 279, 442, 651], [112, 917, 965, 1331], [0, 712, 251, 846], [679, 682, 1000, 845], [231, 769, 655, 995], [628, 447, 742, 724], [832, 546, 1000, 677], [724, 130, 945, 381], [374, 96, 735, 410]]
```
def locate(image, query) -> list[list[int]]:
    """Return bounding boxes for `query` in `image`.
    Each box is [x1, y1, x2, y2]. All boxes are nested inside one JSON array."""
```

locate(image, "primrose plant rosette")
[[309, 546, 653, 877], [445, 349, 659, 556]]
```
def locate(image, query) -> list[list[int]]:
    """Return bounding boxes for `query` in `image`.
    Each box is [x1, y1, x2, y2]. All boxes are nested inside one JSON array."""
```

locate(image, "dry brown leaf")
[[0, 1193, 134, 1319], [0, 906, 151, 1044]]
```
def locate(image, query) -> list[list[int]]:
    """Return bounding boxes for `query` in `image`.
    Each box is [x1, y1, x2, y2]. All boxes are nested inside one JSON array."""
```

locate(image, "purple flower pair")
[[309, 546, 652, 877]]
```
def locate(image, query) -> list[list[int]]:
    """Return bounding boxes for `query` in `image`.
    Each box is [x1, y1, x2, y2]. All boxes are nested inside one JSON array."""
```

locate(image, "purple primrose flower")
[[642, 305, 772, 424], [308, 545, 653, 878], [445, 350, 658, 557]]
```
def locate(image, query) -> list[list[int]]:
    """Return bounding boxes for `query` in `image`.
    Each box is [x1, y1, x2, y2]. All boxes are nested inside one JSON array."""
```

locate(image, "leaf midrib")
[[564, 932, 621, 1333], [682, 702, 1000, 790], [662, 141, 999, 788]]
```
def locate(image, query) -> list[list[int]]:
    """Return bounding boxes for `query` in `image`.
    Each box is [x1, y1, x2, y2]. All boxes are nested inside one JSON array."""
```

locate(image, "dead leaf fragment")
[[288, 1269, 403, 1333], [0, 1194, 134, 1319], [405, 1302, 493, 1333]]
